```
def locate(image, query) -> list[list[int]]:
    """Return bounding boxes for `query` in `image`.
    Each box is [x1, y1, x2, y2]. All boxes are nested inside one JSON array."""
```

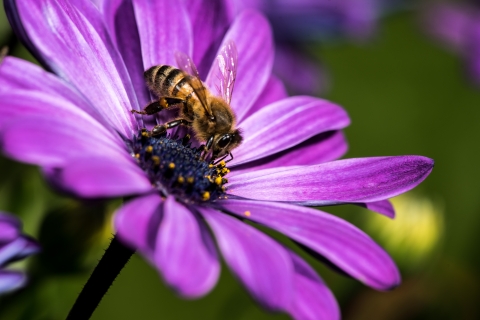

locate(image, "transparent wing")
[[175, 51, 212, 117], [212, 40, 238, 104]]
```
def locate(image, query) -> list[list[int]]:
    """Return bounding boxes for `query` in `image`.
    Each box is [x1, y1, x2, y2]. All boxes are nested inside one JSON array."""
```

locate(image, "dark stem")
[[66, 235, 135, 320]]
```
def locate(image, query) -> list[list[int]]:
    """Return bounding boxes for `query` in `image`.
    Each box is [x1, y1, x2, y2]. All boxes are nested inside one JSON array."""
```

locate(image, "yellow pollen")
[[141, 131, 149, 137], [209, 164, 214, 168], [221, 168, 230, 174], [244, 211, 251, 217], [146, 146, 153, 153], [217, 160, 226, 168], [187, 177, 194, 184], [152, 156, 160, 165], [215, 176, 223, 185], [168, 162, 175, 169], [134, 153, 140, 159], [177, 176, 185, 184], [202, 191, 210, 201]]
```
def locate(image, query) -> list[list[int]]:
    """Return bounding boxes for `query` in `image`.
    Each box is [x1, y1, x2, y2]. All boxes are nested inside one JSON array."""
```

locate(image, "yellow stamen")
[[187, 177, 194, 184], [177, 176, 185, 184], [202, 192, 210, 201], [152, 156, 160, 165], [146, 146, 153, 153], [168, 162, 175, 169], [134, 153, 140, 159], [215, 176, 223, 185]]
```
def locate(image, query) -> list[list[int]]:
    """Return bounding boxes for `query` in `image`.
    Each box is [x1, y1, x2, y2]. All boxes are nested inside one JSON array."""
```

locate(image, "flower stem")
[[66, 235, 135, 320]]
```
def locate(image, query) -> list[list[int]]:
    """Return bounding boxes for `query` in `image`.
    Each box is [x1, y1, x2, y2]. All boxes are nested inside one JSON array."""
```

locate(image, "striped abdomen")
[[144, 65, 193, 99]]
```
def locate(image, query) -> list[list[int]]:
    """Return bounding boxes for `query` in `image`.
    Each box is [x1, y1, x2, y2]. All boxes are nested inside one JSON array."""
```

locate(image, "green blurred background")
[[0, 2, 479, 319]]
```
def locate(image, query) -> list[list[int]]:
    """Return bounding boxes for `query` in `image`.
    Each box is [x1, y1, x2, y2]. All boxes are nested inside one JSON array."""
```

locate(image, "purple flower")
[[1, 0, 433, 318], [424, 2, 480, 85], [0, 212, 40, 294], [231, 0, 398, 94]]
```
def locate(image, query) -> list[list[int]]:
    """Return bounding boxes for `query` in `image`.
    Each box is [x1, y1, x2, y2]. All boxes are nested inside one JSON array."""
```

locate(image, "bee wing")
[[175, 51, 213, 117], [212, 40, 237, 104]]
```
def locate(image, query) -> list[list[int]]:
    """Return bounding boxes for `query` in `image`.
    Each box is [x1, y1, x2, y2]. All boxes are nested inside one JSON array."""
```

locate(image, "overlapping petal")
[[0, 271, 26, 293], [220, 199, 400, 290], [115, 194, 163, 254], [206, 10, 273, 122], [5, 0, 139, 137], [100, 0, 150, 107], [51, 155, 152, 198], [228, 156, 434, 205], [132, 0, 191, 68], [186, 0, 234, 76], [1, 117, 128, 167], [198, 206, 293, 311], [230, 97, 350, 166], [287, 251, 340, 320], [154, 197, 219, 298]]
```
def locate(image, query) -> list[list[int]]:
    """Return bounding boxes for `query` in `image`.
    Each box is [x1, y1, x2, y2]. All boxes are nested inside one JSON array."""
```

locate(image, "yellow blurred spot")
[[146, 145, 153, 153], [202, 192, 210, 201], [177, 176, 185, 184], [364, 193, 444, 269], [187, 177, 194, 184], [244, 211, 251, 217], [152, 156, 160, 165], [168, 162, 175, 169]]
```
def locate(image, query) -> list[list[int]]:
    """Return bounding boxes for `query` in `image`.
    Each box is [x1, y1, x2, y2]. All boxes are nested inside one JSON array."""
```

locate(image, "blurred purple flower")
[[1, 0, 433, 318], [424, 2, 480, 85], [232, 0, 397, 94], [0, 212, 40, 294]]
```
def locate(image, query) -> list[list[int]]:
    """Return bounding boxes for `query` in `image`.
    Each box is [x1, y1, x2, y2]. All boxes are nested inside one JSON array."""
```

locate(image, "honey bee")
[[132, 40, 242, 163]]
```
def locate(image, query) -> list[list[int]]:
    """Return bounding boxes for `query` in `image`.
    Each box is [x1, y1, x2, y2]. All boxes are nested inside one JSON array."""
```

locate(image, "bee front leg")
[[200, 136, 215, 161], [131, 97, 185, 115], [151, 119, 191, 136]]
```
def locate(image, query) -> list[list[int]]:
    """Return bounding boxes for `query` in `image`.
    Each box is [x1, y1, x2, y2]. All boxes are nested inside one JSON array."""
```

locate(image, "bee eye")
[[217, 134, 232, 149]]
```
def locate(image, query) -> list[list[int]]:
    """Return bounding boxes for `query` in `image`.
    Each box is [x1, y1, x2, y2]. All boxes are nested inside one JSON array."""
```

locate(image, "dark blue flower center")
[[131, 130, 228, 203]]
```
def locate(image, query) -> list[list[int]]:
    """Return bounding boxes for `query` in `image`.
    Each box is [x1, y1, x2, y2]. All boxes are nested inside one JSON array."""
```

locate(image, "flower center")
[[131, 130, 229, 203]]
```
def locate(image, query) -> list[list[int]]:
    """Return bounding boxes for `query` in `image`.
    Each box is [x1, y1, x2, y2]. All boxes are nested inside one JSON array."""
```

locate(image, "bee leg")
[[151, 119, 191, 136], [131, 97, 185, 115], [212, 153, 229, 165], [200, 136, 214, 161], [225, 152, 234, 163]]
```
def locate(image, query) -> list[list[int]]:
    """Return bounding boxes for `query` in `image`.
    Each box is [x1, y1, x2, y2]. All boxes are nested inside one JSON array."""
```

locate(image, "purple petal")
[[154, 197, 219, 298], [423, 3, 474, 53], [220, 199, 400, 290], [0, 237, 34, 266], [6, 0, 139, 137], [0, 57, 110, 128], [273, 45, 329, 95], [198, 206, 293, 311], [228, 156, 434, 205], [186, 0, 234, 76], [132, 0, 191, 68], [206, 10, 273, 122], [0, 214, 20, 243], [356, 200, 395, 219], [53, 156, 152, 198], [231, 97, 350, 166], [287, 251, 340, 320], [230, 130, 347, 176], [101, 0, 150, 108], [1, 117, 129, 167], [115, 194, 163, 254], [0, 270, 26, 294], [241, 75, 288, 122]]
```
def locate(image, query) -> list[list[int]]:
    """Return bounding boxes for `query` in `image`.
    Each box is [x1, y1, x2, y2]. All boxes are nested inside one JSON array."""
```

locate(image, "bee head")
[[212, 129, 243, 159]]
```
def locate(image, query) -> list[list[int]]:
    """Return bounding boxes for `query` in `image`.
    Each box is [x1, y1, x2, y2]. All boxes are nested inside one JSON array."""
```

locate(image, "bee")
[[132, 40, 242, 163]]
